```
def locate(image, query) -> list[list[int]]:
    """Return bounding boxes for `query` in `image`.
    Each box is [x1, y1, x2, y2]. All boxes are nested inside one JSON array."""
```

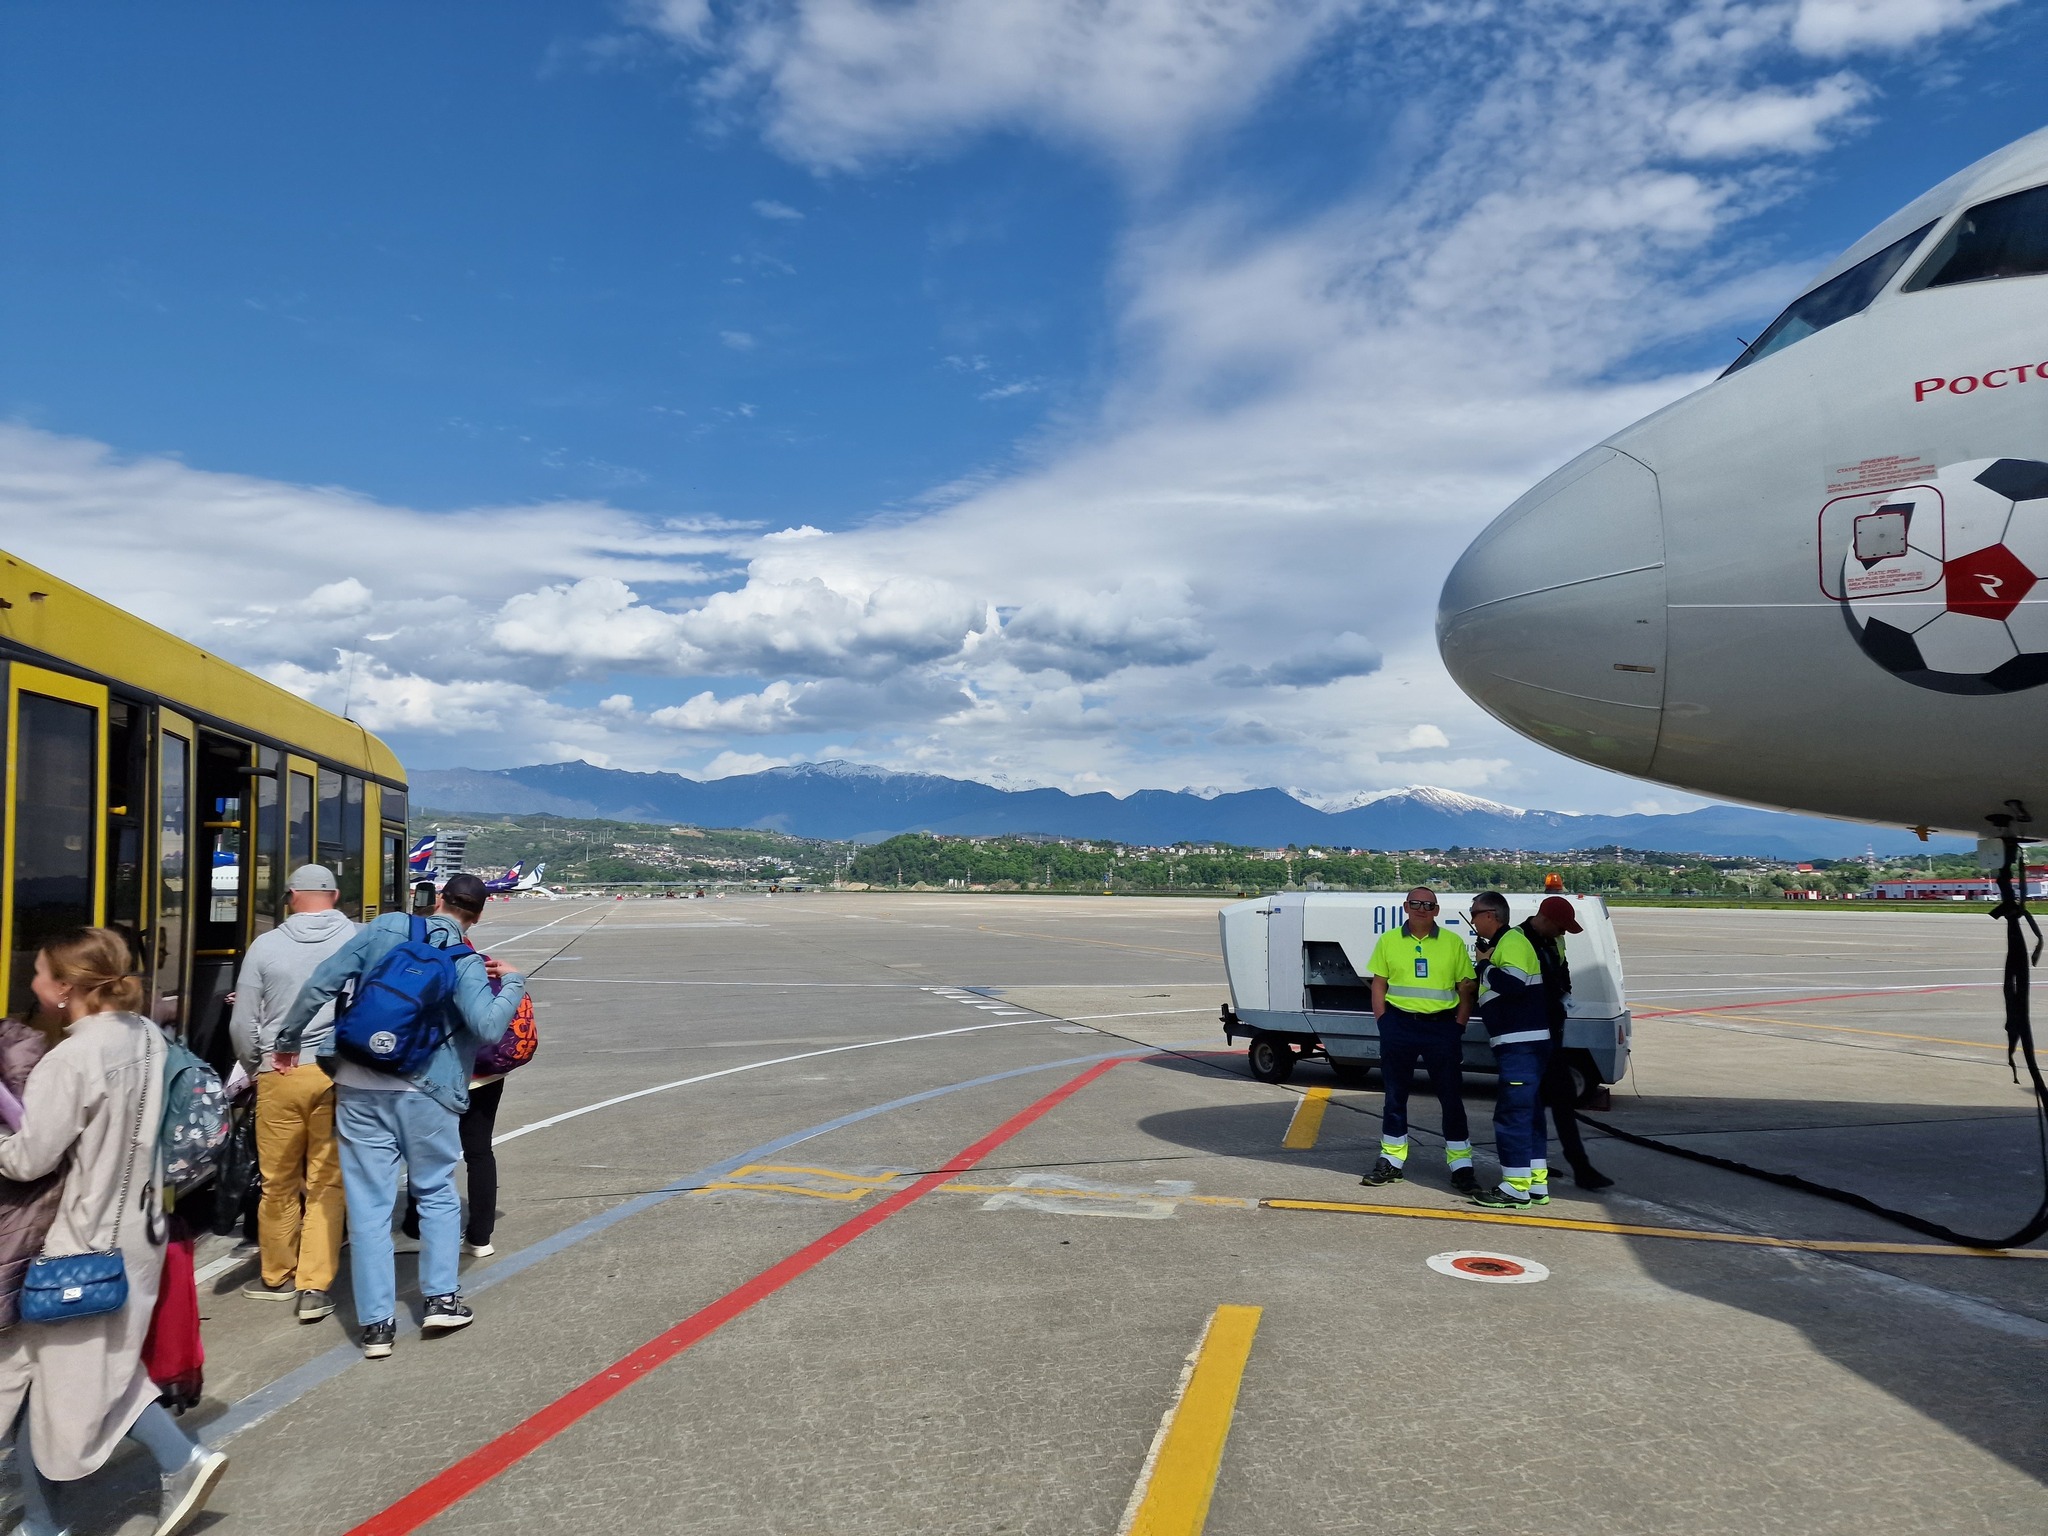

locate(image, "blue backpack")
[[331, 916, 474, 1076]]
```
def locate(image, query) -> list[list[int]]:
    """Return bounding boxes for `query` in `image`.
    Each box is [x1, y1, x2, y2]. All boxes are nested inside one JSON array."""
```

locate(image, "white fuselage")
[[1438, 127, 2048, 838]]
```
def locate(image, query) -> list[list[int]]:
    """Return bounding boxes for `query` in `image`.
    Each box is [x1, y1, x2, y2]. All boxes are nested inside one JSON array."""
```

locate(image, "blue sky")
[[1, 1, 2043, 812]]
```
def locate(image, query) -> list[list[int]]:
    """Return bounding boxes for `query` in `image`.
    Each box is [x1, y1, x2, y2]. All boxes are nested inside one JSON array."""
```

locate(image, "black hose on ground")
[[1581, 831, 2048, 1251]]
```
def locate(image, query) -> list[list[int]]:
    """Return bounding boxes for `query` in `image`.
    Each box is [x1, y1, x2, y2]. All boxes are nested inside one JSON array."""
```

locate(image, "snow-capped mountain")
[[409, 760, 1963, 858]]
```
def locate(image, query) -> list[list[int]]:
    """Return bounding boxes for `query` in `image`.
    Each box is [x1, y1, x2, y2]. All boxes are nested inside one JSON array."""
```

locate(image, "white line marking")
[[491, 1018, 1041, 1146], [472, 904, 612, 951], [1066, 1007, 1216, 1022]]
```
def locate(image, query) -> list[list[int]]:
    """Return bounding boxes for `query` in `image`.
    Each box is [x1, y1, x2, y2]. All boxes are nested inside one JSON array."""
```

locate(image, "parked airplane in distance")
[[1439, 126, 2048, 840], [407, 835, 435, 876], [484, 862, 556, 897]]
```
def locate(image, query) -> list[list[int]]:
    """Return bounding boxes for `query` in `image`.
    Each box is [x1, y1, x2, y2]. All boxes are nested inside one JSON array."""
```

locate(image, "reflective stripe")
[[1386, 983, 1456, 1001], [1477, 959, 1538, 1006], [1489, 1029, 1551, 1046], [1444, 1140, 1473, 1168], [1380, 1138, 1409, 1165]]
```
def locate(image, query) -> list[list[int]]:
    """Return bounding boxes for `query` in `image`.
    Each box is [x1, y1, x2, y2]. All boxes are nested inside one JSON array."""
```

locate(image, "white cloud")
[[1666, 75, 1872, 158], [750, 198, 804, 220], [657, 0, 1356, 179], [1790, 0, 2015, 55], [719, 329, 756, 350], [703, 749, 792, 777]]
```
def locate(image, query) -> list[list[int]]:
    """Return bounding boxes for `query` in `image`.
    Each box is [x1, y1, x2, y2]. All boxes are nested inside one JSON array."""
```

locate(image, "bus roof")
[[0, 548, 404, 785]]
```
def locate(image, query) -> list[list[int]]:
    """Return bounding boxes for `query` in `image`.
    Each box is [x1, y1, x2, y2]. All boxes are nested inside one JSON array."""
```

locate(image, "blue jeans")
[[1491, 1039, 1553, 1170], [1378, 1006, 1469, 1142], [336, 1087, 462, 1325]]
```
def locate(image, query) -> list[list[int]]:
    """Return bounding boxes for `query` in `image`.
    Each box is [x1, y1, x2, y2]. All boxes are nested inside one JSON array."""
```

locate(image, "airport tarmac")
[[48, 895, 2048, 1534]]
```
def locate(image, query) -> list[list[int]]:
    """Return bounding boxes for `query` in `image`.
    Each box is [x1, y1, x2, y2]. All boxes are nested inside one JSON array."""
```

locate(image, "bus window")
[[9, 693, 98, 1017], [157, 727, 190, 1029], [382, 787, 407, 827], [288, 769, 313, 869], [105, 699, 147, 962], [317, 768, 358, 916], [251, 747, 281, 937], [342, 776, 365, 918]]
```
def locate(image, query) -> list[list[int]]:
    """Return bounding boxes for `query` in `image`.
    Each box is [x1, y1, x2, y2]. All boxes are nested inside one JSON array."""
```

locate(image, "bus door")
[[153, 710, 195, 1032], [2, 665, 108, 1018], [188, 730, 255, 1069]]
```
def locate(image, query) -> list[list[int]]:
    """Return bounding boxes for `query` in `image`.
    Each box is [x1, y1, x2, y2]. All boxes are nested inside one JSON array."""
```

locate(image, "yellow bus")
[[0, 548, 409, 1068]]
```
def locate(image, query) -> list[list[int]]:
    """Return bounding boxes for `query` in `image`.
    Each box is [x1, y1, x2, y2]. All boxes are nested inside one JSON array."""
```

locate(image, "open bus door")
[[2, 664, 109, 1018], [153, 710, 195, 1034]]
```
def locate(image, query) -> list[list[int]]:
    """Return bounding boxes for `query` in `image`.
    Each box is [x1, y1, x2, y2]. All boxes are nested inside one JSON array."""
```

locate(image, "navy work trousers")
[[1377, 1005, 1469, 1143], [1490, 1038, 1553, 1170]]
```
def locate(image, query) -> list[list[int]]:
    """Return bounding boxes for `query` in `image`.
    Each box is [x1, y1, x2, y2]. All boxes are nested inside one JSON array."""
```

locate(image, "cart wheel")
[[1331, 1062, 1375, 1088], [1564, 1048, 1604, 1106], [1247, 1036, 1296, 1084]]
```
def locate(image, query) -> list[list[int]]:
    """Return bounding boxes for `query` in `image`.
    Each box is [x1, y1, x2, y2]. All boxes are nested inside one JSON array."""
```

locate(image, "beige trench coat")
[[0, 1010, 165, 1479]]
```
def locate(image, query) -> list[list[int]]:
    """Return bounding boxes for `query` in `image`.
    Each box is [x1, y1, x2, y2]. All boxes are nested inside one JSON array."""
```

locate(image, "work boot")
[[1449, 1167, 1480, 1196], [1469, 1185, 1532, 1210], [1360, 1157, 1406, 1187]]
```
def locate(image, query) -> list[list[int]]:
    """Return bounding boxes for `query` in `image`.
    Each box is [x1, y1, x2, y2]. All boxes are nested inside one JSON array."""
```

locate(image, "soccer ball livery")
[[1843, 457, 2048, 694]]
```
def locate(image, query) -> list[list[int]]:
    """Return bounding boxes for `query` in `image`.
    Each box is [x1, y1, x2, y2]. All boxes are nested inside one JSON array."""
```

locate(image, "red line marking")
[[1634, 983, 1983, 1020], [346, 1056, 1125, 1536]]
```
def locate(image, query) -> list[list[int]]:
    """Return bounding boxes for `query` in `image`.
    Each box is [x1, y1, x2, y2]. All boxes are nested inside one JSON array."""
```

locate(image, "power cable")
[[1579, 832, 2048, 1251]]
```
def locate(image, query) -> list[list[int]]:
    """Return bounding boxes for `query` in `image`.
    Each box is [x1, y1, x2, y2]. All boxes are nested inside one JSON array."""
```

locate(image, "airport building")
[[1870, 867, 2048, 900]]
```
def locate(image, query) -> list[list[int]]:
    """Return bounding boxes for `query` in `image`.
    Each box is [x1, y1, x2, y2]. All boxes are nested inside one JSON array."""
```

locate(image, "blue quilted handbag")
[[19, 1251, 126, 1323], [20, 1029, 154, 1326]]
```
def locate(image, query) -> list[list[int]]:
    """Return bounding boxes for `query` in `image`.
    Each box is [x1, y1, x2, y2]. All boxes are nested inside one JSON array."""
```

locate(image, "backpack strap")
[[410, 914, 428, 945]]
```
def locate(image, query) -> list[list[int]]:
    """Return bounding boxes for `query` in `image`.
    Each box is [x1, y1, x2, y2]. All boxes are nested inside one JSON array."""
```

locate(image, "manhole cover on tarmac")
[[1426, 1250, 1550, 1284]]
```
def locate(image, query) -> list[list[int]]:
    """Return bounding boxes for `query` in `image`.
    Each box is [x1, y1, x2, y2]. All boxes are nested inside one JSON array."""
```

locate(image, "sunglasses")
[[1405, 900, 1438, 910]]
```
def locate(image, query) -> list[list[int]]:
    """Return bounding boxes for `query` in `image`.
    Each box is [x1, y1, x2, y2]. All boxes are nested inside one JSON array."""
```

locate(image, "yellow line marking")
[[1118, 1305, 1263, 1536], [1281, 1087, 1330, 1150], [729, 1164, 907, 1184], [1263, 1199, 2048, 1259], [943, 1183, 1259, 1209], [1687, 1011, 2003, 1051]]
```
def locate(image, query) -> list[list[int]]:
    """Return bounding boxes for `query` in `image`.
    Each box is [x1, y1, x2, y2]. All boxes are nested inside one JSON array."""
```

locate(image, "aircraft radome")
[[1438, 125, 2048, 840]]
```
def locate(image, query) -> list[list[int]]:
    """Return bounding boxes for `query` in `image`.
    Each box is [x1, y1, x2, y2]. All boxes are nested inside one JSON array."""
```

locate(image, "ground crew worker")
[[1527, 895, 1613, 1191], [1466, 891, 1552, 1208], [1361, 887, 1478, 1192]]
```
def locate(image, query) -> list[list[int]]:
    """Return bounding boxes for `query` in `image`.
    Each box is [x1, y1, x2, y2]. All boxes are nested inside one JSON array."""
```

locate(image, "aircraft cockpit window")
[[1722, 221, 1935, 376], [1904, 183, 2048, 290]]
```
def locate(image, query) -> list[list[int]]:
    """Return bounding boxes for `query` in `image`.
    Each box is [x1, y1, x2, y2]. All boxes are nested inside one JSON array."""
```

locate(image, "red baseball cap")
[[1537, 895, 1583, 933]]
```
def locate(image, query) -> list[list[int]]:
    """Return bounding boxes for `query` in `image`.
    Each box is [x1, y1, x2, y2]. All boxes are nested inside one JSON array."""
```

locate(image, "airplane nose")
[[1437, 446, 1667, 775]]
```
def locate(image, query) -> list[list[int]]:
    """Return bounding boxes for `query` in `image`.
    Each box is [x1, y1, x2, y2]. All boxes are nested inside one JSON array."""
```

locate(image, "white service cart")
[[1217, 891, 1631, 1094]]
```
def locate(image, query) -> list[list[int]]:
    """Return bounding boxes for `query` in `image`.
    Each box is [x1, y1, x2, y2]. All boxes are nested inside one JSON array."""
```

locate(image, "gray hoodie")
[[228, 909, 359, 1072]]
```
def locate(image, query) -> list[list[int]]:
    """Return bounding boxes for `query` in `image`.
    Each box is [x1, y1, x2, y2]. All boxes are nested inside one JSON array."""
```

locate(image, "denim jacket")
[[274, 912, 525, 1113]]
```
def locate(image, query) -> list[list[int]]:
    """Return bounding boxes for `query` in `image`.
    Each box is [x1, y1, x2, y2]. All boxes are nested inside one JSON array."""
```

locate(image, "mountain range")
[[409, 760, 1966, 861]]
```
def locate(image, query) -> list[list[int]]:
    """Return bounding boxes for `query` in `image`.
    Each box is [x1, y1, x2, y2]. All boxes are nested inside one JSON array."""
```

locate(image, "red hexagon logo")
[[1945, 544, 2036, 622]]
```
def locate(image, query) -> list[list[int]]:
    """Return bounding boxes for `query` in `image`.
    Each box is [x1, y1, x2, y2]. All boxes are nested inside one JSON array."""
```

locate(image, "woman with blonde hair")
[[0, 929, 226, 1536]]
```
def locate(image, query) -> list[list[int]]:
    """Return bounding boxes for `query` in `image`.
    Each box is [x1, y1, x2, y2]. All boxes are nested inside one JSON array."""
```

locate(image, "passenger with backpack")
[[271, 872, 525, 1359], [0, 929, 228, 1536], [228, 863, 357, 1322], [398, 983, 536, 1259]]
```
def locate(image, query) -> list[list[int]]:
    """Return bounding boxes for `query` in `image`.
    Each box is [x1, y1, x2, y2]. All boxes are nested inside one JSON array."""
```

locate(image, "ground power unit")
[[1218, 891, 1632, 1092]]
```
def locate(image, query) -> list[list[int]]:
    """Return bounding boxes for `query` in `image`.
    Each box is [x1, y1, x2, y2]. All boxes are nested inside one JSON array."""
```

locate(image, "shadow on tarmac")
[[1135, 1054, 2048, 1488]]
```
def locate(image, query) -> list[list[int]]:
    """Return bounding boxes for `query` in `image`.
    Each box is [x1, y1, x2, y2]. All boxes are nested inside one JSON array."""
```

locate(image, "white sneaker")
[[462, 1241, 495, 1258], [154, 1447, 228, 1536]]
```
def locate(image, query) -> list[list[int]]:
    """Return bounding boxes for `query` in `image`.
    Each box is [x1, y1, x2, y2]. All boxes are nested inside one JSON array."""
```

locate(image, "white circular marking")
[[1427, 1250, 1549, 1284]]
